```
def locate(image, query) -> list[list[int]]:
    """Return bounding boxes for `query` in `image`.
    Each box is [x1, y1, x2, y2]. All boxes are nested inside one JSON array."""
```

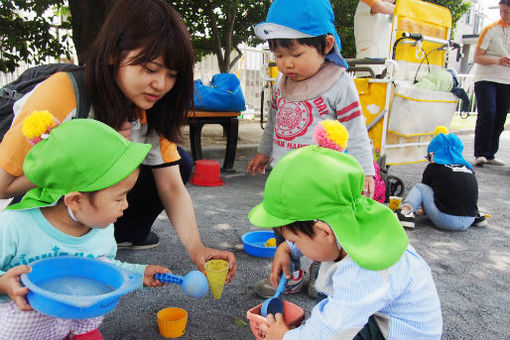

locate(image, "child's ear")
[[64, 192, 85, 211], [324, 35, 335, 55], [315, 221, 337, 243]]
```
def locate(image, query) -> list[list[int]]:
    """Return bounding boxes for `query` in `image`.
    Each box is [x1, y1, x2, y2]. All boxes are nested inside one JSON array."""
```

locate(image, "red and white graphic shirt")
[[258, 63, 375, 176]]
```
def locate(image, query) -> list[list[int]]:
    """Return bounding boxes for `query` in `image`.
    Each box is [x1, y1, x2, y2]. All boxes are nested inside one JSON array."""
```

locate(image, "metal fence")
[[1, 47, 478, 117]]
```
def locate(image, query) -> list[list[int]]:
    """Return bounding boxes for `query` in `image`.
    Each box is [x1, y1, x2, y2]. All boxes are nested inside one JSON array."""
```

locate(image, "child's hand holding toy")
[[266, 313, 290, 340], [144, 265, 172, 287]]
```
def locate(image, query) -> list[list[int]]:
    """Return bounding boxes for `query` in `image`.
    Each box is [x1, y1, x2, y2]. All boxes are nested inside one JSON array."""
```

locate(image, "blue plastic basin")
[[21, 256, 141, 319], [242, 231, 277, 258]]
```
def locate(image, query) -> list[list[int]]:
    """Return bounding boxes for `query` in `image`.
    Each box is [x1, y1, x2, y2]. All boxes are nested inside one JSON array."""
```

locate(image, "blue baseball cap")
[[255, 0, 348, 69], [427, 133, 473, 170]]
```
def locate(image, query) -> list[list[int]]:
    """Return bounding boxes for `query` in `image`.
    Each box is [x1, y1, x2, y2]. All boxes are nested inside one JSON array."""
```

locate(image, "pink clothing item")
[[0, 301, 103, 340], [372, 161, 386, 203]]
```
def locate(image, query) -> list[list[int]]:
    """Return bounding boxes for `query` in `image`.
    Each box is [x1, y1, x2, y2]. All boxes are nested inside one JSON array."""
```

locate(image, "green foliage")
[[170, 0, 270, 72], [0, 0, 74, 73]]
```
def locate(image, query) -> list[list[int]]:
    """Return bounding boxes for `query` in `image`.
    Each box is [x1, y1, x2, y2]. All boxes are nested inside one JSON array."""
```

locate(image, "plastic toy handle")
[[274, 275, 288, 299], [155, 273, 184, 285]]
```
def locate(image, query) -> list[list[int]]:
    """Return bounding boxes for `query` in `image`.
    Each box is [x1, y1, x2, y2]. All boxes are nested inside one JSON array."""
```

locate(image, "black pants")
[[474, 81, 510, 159], [114, 146, 193, 243]]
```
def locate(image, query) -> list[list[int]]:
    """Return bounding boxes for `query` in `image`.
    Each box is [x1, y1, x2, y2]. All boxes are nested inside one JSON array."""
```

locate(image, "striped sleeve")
[[332, 73, 375, 176], [283, 259, 388, 340], [0, 72, 77, 176], [337, 101, 362, 123]]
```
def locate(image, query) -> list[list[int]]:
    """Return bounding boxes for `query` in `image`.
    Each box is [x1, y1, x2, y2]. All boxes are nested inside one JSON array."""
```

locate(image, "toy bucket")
[[20, 256, 141, 319], [190, 160, 224, 186], [246, 301, 305, 340], [157, 307, 188, 338]]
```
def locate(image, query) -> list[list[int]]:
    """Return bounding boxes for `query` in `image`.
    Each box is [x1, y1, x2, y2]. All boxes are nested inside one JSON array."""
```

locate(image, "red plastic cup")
[[190, 160, 224, 187]]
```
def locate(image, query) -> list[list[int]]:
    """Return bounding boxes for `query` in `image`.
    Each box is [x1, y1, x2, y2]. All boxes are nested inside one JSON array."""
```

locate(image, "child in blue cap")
[[247, 0, 375, 298], [396, 128, 485, 230]]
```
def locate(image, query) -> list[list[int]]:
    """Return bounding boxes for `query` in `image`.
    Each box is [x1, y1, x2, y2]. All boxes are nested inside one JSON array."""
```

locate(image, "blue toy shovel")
[[261, 263, 295, 317], [155, 271, 209, 298]]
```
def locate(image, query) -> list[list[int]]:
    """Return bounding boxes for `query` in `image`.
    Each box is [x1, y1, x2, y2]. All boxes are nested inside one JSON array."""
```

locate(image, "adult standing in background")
[[354, 0, 395, 75], [473, 0, 510, 167]]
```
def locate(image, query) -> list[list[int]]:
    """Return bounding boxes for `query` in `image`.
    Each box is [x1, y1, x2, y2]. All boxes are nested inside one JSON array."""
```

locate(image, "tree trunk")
[[69, 0, 118, 63]]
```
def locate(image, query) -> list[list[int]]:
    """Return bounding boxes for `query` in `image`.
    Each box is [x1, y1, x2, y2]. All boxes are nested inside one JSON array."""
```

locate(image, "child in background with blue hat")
[[247, 0, 375, 298], [0, 111, 173, 340], [249, 146, 443, 340], [396, 127, 485, 230]]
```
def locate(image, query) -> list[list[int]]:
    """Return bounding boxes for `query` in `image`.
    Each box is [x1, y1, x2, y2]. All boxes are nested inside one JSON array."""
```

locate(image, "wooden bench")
[[187, 111, 241, 173]]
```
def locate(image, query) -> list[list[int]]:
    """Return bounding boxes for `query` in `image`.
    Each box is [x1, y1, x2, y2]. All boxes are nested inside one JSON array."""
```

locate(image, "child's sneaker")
[[395, 209, 415, 228], [254, 269, 305, 298], [307, 261, 320, 298], [471, 212, 488, 227]]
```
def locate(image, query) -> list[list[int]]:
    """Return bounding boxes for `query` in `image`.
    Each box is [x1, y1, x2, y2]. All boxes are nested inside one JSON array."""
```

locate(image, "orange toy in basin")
[[246, 301, 305, 340]]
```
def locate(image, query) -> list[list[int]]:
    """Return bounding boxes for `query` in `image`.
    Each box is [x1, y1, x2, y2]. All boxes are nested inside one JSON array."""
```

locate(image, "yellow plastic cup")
[[157, 307, 188, 338], [204, 259, 229, 300], [388, 196, 403, 211]]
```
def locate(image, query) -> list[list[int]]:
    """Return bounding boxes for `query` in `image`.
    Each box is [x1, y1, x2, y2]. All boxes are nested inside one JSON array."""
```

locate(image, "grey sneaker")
[[307, 261, 320, 298], [486, 158, 505, 166], [117, 231, 160, 250], [253, 270, 305, 299], [474, 156, 487, 167]]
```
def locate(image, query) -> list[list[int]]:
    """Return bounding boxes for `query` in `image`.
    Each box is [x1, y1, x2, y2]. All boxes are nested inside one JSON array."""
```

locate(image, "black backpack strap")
[[66, 69, 90, 119]]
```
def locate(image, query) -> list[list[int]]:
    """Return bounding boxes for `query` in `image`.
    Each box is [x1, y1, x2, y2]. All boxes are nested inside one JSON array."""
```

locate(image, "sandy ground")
[[98, 120, 510, 340]]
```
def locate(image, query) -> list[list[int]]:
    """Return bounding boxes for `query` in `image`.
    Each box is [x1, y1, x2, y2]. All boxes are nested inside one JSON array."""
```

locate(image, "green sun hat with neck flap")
[[8, 111, 151, 211], [249, 145, 408, 271]]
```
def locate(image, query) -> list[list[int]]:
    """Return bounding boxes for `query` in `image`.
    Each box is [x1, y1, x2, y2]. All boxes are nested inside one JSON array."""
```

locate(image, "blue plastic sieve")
[[20, 256, 141, 319]]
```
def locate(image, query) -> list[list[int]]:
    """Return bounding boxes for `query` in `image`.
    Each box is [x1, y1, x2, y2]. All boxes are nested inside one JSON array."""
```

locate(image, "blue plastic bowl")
[[242, 231, 277, 258], [21, 256, 141, 319]]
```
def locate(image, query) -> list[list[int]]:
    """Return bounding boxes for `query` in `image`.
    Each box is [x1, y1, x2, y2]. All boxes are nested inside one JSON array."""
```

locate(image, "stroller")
[[348, 0, 463, 201]]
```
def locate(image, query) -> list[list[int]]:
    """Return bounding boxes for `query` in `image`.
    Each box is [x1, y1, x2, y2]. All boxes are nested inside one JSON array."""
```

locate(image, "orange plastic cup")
[[157, 307, 188, 338]]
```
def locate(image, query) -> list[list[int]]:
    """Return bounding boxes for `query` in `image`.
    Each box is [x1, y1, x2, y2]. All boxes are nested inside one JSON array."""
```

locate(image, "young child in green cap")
[[0, 111, 172, 340], [249, 146, 443, 340]]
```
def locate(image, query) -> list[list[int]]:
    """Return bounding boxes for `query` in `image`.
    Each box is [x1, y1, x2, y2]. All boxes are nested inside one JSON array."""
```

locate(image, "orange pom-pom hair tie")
[[22, 111, 61, 145], [312, 120, 349, 152]]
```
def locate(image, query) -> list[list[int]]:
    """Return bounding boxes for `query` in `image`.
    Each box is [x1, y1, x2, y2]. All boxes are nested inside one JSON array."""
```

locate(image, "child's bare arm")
[[143, 265, 172, 287], [0, 265, 32, 311]]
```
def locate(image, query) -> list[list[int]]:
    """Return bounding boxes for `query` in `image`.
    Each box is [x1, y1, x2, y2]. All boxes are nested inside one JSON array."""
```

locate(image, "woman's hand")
[[143, 265, 172, 287], [247, 153, 272, 176], [269, 242, 292, 288], [363, 175, 375, 199], [497, 56, 510, 67], [0, 265, 32, 311], [266, 313, 290, 340], [189, 245, 237, 284]]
